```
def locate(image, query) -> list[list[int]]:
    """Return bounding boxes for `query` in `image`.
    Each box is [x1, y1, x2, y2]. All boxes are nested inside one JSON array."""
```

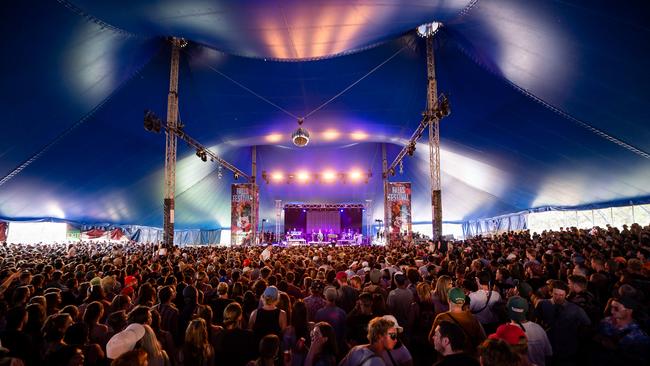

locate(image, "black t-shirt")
[[434, 353, 480, 366], [214, 328, 258, 366], [209, 297, 234, 325]]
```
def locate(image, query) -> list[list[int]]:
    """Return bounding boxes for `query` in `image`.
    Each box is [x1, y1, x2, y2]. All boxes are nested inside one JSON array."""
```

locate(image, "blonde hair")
[[434, 275, 452, 304], [184, 318, 212, 360], [140, 324, 164, 360], [416, 282, 433, 303]]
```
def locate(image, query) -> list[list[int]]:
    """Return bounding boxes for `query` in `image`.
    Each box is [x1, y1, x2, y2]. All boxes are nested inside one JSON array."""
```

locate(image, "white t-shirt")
[[468, 289, 502, 324]]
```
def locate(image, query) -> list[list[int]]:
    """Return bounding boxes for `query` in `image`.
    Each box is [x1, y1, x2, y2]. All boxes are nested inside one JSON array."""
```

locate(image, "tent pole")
[[163, 38, 181, 249], [426, 36, 443, 241]]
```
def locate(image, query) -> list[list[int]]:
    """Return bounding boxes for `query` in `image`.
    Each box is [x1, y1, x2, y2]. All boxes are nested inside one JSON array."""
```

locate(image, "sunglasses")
[[388, 333, 398, 340]]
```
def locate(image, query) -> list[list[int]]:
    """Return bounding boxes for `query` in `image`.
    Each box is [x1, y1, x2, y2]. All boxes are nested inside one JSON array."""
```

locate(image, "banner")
[[0, 221, 7, 242], [231, 183, 258, 245], [387, 182, 412, 244]]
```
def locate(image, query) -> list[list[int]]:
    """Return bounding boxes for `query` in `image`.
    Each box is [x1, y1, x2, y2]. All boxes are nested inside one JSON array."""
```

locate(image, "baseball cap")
[[382, 314, 403, 332], [106, 323, 145, 359], [394, 272, 406, 284], [507, 296, 529, 322], [448, 287, 466, 305], [262, 286, 279, 301], [488, 324, 527, 345], [335, 271, 348, 281]]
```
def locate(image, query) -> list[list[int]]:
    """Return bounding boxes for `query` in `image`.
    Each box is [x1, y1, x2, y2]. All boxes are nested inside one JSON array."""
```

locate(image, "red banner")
[[0, 221, 7, 242], [387, 182, 412, 244], [231, 183, 258, 245]]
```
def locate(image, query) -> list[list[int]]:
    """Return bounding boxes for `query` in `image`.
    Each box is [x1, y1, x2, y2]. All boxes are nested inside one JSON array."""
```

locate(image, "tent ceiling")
[[1, 0, 649, 229]]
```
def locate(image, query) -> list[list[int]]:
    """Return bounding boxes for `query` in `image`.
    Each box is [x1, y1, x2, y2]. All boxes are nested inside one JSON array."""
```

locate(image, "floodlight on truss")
[[416, 22, 443, 38]]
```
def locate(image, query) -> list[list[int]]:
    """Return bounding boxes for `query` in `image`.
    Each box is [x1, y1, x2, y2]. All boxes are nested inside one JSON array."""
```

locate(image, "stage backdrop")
[[231, 183, 258, 245], [387, 182, 412, 244], [306, 210, 341, 234]]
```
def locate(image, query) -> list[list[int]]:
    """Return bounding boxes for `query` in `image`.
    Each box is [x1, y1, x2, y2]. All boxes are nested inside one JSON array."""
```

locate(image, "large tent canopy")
[[1, 0, 649, 230]]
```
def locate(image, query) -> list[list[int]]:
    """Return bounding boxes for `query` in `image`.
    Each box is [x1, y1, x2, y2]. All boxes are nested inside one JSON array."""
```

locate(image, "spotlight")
[[296, 171, 310, 183], [416, 22, 442, 38], [436, 94, 451, 118], [271, 171, 284, 182], [349, 169, 363, 182], [340, 209, 344, 213], [292, 118, 310, 147], [389, 168, 396, 177], [399, 160, 404, 174], [217, 165, 223, 179], [407, 141, 416, 156], [143, 110, 162, 133], [234, 172, 240, 180], [322, 170, 336, 183]]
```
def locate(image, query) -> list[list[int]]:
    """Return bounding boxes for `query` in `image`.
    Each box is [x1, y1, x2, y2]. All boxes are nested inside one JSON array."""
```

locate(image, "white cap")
[[382, 314, 403, 332], [106, 323, 145, 359]]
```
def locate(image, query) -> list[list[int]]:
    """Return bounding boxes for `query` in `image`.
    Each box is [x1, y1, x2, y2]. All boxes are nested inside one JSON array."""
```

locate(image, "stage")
[[280, 202, 368, 245]]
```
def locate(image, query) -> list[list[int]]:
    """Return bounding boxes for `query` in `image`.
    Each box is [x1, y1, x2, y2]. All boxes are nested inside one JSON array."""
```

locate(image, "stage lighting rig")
[[262, 169, 371, 184], [143, 110, 251, 181], [143, 110, 162, 133]]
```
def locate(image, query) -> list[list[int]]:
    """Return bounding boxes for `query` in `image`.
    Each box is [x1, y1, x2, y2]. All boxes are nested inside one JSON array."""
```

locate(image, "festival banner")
[[231, 183, 258, 245], [0, 221, 7, 242], [386, 182, 412, 244]]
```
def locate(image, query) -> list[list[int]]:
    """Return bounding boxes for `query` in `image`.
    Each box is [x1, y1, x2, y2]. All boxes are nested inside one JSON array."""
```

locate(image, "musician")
[[317, 229, 323, 242]]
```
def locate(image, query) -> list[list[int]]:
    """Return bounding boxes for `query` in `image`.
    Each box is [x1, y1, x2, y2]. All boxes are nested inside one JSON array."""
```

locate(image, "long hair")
[[183, 318, 213, 364], [416, 282, 433, 303], [434, 275, 452, 304], [291, 300, 310, 346], [314, 322, 338, 358], [140, 324, 164, 361], [278, 292, 292, 322]]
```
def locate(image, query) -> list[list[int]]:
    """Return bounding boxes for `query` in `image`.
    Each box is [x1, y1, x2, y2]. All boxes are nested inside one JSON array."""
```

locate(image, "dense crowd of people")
[[0, 223, 648, 366]]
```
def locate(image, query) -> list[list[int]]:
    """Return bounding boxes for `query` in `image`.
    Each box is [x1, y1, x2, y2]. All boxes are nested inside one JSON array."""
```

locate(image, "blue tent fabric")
[[1, 0, 650, 232]]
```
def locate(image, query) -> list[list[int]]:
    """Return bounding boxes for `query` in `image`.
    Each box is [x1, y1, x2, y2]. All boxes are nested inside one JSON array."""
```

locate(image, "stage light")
[[322, 129, 340, 140], [271, 171, 284, 182], [340, 209, 344, 213], [217, 165, 223, 179], [399, 160, 404, 174], [406, 141, 416, 156], [322, 170, 336, 182], [350, 131, 368, 141], [349, 169, 363, 182], [265, 133, 283, 143], [296, 171, 310, 182], [302, 209, 306, 213], [143, 110, 162, 133], [234, 172, 240, 180], [416, 22, 442, 38]]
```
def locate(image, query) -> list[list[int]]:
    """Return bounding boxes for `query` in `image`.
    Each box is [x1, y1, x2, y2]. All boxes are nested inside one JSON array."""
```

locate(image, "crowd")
[[0, 223, 648, 366]]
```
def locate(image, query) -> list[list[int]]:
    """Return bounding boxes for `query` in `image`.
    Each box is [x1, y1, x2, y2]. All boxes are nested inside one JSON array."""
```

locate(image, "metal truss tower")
[[425, 36, 443, 241], [163, 38, 181, 248]]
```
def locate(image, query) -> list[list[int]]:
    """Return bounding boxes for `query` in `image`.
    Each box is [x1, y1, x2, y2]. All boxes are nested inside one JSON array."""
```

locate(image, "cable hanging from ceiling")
[[184, 44, 407, 122]]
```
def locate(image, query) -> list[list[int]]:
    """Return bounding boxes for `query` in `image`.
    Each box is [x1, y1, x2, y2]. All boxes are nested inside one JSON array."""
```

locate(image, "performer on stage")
[[317, 229, 323, 242]]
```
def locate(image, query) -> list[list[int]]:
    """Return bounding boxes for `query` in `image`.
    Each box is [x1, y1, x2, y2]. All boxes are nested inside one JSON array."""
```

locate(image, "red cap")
[[335, 271, 347, 281], [243, 258, 251, 267], [124, 275, 137, 287], [488, 324, 526, 345]]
